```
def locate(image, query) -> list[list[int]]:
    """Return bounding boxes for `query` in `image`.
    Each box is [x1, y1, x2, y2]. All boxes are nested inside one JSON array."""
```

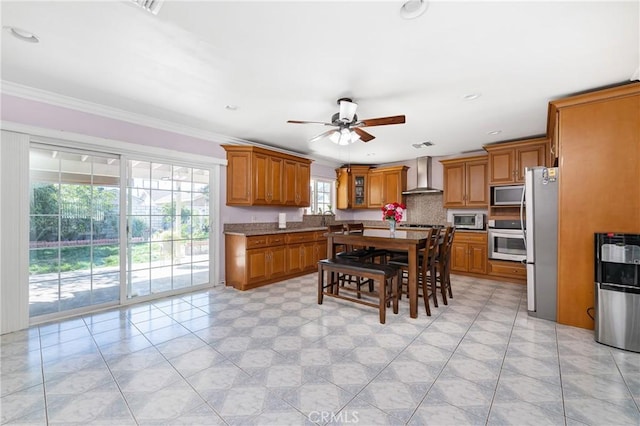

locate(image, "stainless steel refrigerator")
[[522, 167, 558, 321]]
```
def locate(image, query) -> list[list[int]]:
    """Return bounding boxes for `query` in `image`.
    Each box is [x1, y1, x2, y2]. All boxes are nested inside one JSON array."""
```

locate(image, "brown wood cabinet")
[[225, 230, 326, 290], [440, 155, 488, 208], [336, 166, 370, 209], [484, 138, 548, 185], [488, 259, 526, 283], [283, 160, 311, 206], [367, 165, 408, 208], [550, 82, 640, 330], [222, 145, 312, 207], [450, 231, 488, 275]]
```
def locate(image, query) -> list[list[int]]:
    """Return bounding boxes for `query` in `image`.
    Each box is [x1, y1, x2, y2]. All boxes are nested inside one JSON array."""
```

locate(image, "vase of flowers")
[[381, 202, 406, 236]]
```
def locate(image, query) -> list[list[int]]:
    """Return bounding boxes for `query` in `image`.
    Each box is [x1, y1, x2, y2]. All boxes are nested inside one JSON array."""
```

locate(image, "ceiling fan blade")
[[287, 120, 334, 126], [309, 129, 338, 143], [357, 115, 406, 127], [338, 99, 358, 122], [353, 128, 376, 143]]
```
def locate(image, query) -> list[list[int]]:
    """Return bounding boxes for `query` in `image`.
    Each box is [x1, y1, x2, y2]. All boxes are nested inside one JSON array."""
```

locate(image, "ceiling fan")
[[287, 98, 406, 145]]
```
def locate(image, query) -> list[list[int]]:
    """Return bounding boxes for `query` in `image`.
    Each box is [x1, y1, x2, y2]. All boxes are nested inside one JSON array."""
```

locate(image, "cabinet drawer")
[[246, 234, 286, 249], [267, 234, 286, 246], [246, 236, 270, 249], [488, 260, 526, 278], [454, 232, 487, 244], [286, 232, 316, 244]]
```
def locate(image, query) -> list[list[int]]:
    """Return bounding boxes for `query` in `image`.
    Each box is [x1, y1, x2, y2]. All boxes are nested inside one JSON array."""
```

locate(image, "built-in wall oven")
[[488, 220, 526, 262]]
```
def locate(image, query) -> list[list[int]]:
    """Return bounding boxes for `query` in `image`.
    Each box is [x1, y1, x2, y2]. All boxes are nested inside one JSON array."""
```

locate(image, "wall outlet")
[[251, 216, 257, 223]]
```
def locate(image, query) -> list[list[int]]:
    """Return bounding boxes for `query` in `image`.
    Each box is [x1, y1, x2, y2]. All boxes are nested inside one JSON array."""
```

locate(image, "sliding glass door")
[[29, 145, 213, 320], [126, 160, 210, 299], [29, 147, 121, 317]]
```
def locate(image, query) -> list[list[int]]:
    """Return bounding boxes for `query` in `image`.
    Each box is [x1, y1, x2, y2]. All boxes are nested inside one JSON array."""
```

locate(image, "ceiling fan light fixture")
[[330, 128, 357, 146], [400, 0, 429, 20], [338, 99, 358, 123]]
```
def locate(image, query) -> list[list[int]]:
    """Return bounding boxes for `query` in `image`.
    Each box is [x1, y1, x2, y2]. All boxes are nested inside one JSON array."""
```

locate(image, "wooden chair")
[[387, 228, 437, 316], [336, 223, 387, 296], [433, 226, 455, 305]]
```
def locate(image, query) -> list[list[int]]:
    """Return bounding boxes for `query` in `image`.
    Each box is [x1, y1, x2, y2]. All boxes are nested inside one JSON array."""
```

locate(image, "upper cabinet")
[[440, 155, 488, 208], [335, 165, 408, 210], [368, 165, 408, 208], [336, 166, 370, 209], [222, 145, 312, 207], [484, 137, 549, 185]]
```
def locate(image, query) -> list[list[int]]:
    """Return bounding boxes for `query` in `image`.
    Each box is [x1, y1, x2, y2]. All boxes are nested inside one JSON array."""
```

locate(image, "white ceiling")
[[2, 1, 638, 165]]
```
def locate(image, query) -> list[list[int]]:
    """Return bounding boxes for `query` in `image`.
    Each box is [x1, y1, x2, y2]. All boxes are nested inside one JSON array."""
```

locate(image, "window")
[[310, 178, 334, 214], [29, 146, 121, 317], [126, 160, 210, 298]]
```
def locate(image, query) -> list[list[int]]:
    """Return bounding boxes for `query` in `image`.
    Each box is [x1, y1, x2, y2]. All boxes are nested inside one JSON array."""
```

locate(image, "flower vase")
[[388, 219, 396, 237]]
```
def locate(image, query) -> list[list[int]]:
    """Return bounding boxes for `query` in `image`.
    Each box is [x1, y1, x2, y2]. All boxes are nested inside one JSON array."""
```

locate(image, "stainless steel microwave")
[[452, 213, 484, 230], [492, 185, 525, 206]]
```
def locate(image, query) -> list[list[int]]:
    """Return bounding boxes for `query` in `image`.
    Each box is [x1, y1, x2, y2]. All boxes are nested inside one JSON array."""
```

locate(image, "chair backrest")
[[328, 224, 344, 233], [346, 223, 365, 234], [420, 228, 437, 276], [439, 226, 455, 263]]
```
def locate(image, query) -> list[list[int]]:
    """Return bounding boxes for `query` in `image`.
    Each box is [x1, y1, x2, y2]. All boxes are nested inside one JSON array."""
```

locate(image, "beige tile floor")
[[2, 273, 639, 425]]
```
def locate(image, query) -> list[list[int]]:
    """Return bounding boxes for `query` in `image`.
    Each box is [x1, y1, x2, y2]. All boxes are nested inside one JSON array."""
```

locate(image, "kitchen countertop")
[[224, 227, 327, 237]]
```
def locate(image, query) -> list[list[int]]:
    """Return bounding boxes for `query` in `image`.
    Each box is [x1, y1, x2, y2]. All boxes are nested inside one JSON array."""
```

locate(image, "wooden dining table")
[[325, 228, 431, 318]]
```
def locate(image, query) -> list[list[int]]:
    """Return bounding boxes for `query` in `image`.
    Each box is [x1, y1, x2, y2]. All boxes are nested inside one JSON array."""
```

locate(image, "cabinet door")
[[226, 151, 252, 205], [489, 149, 515, 184], [270, 156, 284, 204], [515, 144, 546, 182], [301, 242, 316, 271], [352, 173, 367, 208], [368, 172, 384, 207], [336, 168, 350, 209], [314, 240, 328, 264], [283, 160, 298, 206], [465, 160, 488, 207], [383, 171, 402, 205], [297, 162, 311, 206], [269, 245, 288, 279], [252, 153, 269, 204], [450, 242, 469, 272], [246, 248, 269, 282], [468, 243, 487, 274], [443, 163, 466, 208], [286, 244, 304, 274]]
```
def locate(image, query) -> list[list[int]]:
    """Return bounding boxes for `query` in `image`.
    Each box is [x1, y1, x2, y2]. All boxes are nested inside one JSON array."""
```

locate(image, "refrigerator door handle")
[[525, 168, 535, 263], [527, 263, 535, 311], [520, 180, 526, 247]]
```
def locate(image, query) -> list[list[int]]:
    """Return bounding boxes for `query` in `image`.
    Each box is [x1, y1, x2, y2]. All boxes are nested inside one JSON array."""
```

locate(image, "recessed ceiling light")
[[463, 93, 481, 101], [400, 0, 429, 20], [224, 105, 238, 111], [488, 130, 502, 135], [3, 26, 39, 43], [366, 153, 376, 157]]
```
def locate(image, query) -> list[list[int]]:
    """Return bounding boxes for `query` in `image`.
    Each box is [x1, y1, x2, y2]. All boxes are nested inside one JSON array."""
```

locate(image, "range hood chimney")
[[402, 156, 442, 194]]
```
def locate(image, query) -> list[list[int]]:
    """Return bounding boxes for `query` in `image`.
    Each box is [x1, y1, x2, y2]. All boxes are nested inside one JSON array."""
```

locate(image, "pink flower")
[[381, 202, 406, 222]]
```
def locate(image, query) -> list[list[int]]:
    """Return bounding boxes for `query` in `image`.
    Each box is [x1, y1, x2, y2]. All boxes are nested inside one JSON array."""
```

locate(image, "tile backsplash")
[[404, 193, 447, 225]]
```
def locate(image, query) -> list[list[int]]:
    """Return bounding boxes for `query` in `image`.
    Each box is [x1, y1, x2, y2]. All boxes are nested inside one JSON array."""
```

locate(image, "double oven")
[[488, 219, 526, 262]]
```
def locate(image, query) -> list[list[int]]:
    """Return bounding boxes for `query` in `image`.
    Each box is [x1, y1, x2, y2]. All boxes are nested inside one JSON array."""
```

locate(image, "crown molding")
[[1, 80, 249, 145], [0, 80, 333, 164]]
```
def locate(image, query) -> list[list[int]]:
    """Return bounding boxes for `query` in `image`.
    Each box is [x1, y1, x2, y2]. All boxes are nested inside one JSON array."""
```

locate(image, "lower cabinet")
[[450, 231, 488, 275], [246, 245, 287, 283], [225, 230, 326, 290], [488, 259, 526, 282]]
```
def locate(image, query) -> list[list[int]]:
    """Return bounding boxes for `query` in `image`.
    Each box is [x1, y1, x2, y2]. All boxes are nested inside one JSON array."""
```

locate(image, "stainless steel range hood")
[[402, 156, 443, 194]]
